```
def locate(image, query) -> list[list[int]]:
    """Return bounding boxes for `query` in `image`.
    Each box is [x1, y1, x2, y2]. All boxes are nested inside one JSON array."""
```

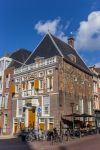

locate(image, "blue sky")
[[0, 0, 100, 67]]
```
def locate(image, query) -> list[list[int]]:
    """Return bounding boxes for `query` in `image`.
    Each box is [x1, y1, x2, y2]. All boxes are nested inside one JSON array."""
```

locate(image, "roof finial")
[[70, 32, 73, 37]]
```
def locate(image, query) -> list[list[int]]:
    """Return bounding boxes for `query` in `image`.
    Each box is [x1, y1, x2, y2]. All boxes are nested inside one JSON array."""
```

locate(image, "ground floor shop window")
[[3, 114, 8, 133]]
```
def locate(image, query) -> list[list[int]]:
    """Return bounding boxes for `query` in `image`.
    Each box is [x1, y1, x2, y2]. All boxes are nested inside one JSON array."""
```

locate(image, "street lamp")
[[70, 102, 75, 130]]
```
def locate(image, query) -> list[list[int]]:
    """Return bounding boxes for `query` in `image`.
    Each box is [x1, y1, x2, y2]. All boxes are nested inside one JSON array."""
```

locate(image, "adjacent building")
[[90, 66, 100, 128], [0, 49, 31, 134], [0, 57, 12, 134]]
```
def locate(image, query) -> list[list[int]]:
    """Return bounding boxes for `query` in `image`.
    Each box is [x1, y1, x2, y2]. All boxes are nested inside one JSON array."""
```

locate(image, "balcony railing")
[[14, 56, 58, 74], [22, 89, 37, 97]]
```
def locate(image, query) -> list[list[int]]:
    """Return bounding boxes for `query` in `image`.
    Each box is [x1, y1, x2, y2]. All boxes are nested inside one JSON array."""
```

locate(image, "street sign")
[[37, 107, 42, 113]]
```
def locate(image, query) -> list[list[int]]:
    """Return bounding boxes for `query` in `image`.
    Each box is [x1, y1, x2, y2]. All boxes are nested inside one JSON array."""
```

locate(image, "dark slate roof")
[[8, 48, 31, 68], [26, 34, 61, 64], [25, 33, 92, 75], [51, 34, 92, 75]]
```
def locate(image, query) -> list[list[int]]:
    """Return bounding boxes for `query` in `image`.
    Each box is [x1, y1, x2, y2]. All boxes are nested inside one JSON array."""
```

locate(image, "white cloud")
[[35, 18, 60, 35], [35, 11, 100, 51], [95, 62, 100, 67], [75, 11, 100, 51], [34, 18, 70, 42]]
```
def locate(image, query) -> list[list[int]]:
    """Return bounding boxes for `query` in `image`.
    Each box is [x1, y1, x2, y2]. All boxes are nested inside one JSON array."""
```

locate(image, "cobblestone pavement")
[[0, 135, 100, 150], [28, 134, 100, 150]]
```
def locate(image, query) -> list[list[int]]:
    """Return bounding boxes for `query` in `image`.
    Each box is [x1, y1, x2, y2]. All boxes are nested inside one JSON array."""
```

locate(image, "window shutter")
[[34, 80, 39, 90], [10, 83, 15, 93]]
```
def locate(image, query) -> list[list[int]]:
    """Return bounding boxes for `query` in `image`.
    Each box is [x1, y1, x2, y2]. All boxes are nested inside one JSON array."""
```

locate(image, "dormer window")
[[68, 54, 76, 63], [39, 72, 44, 77], [34, 56, 44, 63]]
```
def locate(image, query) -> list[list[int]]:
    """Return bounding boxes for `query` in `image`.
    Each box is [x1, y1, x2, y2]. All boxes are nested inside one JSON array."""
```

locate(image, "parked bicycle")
[[47, 128, 63, 144], [25, 130, 37, 142], [65, 128, 81, 139]]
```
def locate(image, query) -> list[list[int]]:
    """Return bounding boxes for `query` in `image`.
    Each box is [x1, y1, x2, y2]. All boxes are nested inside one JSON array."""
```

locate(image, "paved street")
[[0, 135, 100, 150]]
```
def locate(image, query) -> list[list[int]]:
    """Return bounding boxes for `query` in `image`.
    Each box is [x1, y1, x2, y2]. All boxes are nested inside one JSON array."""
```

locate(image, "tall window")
[[4, 94, 8, 109], [5, 74, 10, 88], [39, 80, 43, 89], [22, 82, 26, 90], [0, 95, 2, 109], [29, 81, 34, 89], [3, 114, 8, 133], [88, 101, 92, 115], [47, 77, 53, 90], [42, 96, 50, 116], [15, 84, 19, 93], [17, 100, 23, 117], [4, 114, 8, 126], [79, 99, 84, 114]]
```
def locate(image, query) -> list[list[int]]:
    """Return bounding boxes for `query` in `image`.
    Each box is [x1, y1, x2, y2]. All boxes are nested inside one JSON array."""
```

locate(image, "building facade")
[[0, 49, 31, 135], [12, 33, 93, 133], [90, 66, 100, 110], [90, 66, 100, 128], [0, 57, 12, 134]]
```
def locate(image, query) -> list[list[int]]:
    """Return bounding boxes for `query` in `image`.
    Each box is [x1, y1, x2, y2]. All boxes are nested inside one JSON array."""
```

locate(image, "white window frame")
[[16, 100, 23, 117], [42, 96, 50, 116], [47, 77, 53, 90], [4, 94, 8, 109], [15, 84, 19, 93], [88, 101, 92, 115], [39, 79, 44, 89], [5, 75, 9, 88], [79, 99, 84, 114]]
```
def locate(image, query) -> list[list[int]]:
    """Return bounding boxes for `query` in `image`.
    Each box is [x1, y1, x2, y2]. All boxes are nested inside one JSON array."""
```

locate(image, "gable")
[[26, 34, 61, 64], [8, 49, 31, 68]]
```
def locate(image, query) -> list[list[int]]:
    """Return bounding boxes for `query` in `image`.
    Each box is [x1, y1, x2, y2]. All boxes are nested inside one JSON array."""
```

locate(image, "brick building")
[[90, 66, 100, 128], [0, 57, 12, 134], [12, 33, 93, 133], [90, 66, 100, 110], [0, 49, 31, 135]]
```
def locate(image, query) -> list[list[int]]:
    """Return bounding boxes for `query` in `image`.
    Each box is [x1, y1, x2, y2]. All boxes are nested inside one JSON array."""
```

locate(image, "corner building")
[[13, 33, 93, 133]]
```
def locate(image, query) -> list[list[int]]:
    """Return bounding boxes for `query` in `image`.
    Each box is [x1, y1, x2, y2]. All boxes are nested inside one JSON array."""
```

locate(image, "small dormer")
[[68, 54, 76, 63], [34, 56, 44, 63]]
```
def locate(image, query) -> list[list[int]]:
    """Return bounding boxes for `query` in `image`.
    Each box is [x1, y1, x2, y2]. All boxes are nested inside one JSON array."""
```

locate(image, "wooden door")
[[49, 123, 54, 130], [28, 109, 35, 128], [20, 122, 24, 130], [39, 123, 45, 130], [14, 123, 18, 134]]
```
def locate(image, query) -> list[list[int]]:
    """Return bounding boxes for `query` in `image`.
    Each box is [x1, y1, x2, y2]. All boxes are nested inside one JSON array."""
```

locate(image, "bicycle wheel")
[[25, 135, 30, 142], [70, 130, 75, 139], [51, 136, 54, 145]]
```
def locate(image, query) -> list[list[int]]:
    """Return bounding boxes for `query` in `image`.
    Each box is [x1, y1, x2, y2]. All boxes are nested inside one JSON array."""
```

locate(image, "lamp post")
[[70, 102, 75, 131]]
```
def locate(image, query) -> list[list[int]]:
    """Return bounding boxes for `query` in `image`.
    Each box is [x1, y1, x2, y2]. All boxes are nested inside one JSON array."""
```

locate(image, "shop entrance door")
[[28, 108, 35, 128]]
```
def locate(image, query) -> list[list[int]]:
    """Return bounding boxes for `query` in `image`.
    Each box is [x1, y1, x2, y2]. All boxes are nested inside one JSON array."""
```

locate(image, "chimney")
[[68, 34, 74, 48]]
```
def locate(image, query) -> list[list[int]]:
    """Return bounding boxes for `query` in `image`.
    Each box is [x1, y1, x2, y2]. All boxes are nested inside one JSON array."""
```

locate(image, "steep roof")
[[26, 34, 61, 64], [8, 48, 31, 68], [50, 34, 92, 75], [26, 33, 92, 75]]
